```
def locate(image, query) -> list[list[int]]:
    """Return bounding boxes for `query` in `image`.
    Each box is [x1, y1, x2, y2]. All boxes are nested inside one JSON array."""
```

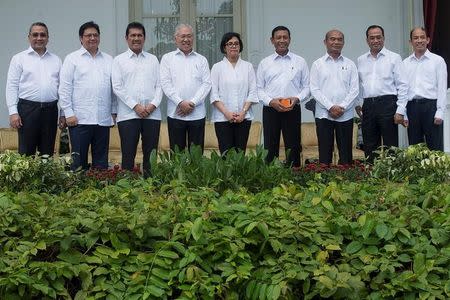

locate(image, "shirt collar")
[[79, 46, 102, 58], [324, 52, 343, 62], [409, 49, 431, 61], [175, 48, 196, 56], [366, 47, 386, 59], [126, 48, 146, 58], [26, 46, 49, 57], [272, 51, 292, 61]]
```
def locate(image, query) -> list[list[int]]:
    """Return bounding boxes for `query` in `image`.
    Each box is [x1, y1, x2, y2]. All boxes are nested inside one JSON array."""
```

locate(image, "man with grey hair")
[[160, 24, 211, 152], [6, 22, 62, 156]]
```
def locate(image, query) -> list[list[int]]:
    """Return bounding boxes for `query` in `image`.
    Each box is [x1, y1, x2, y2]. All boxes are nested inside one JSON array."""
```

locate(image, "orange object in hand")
[[279, 98, 291, 108]]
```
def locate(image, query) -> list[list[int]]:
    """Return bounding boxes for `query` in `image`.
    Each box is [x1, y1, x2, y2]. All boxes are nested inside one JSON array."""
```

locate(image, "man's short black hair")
[[79, 21, 100, 37], [126, 22, 146, 38], [272, 26, 291, 38], [366, 25, 384, 38]]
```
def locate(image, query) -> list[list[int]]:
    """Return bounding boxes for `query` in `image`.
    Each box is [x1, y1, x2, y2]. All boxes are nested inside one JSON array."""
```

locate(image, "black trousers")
[[167, 117, 205, 152], [17, 99, 58, 156], [214, 120, 251, 155], [316, 118, 353, 165], [263, 105, 301, 167], [407, 99, 443, 151], [118, 118, 160, 177], [362, 95, 398, 162], [69, 125, 110, 170]]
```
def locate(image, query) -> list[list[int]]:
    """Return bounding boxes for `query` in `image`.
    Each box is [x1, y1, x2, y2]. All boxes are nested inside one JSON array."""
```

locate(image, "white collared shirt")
[[403, 49, 448, 119], [210, 57, 258, 122], [256, 51, 310, 106], [160, 48, 211, 121], [112, 49, 162, 122], [357, 47, 409, 115], [6, 46, 61, 115], [310, 53, 359, 121], [59, 47, 116, 126]]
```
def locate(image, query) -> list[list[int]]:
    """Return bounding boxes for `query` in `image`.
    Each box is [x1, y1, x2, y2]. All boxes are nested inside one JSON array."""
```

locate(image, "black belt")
[[19, 98, 58, 108], [363, 94, 397, 103], [409, 97, 436, 103]]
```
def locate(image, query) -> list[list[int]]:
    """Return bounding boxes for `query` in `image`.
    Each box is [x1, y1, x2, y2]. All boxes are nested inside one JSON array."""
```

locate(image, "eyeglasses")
[[83, 33, 100, 39], [30, 32, 48, 38], [225, 42, 240, 47]]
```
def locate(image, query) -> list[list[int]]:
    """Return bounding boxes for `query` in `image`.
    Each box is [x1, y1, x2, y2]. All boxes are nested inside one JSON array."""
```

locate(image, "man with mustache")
[[6, 22, 61, 156], [256, 25, 310, 167], [112, 22, 162, 177]]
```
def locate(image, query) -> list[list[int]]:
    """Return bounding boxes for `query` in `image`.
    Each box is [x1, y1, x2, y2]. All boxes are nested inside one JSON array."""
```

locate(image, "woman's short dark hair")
[[79, 21, 100, 37], [220, 32, 243, 54]]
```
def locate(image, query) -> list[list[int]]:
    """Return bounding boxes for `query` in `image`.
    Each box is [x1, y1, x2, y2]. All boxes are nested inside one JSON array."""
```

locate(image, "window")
[[131, 0, 243, 65]]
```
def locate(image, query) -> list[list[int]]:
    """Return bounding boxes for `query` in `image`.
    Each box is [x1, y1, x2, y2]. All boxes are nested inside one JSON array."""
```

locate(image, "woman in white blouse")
[[210, 32, 258, 155]]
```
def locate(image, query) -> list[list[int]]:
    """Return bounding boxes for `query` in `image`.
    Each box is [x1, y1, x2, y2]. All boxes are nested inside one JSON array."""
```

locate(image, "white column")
[[444, 89, 450, 153]]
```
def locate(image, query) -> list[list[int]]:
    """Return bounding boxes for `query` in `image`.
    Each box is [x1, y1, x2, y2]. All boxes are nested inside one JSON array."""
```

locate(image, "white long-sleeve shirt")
[[160, 49, 211, 121], [357, 47, 409, 115], [59, 47, 116, 126], [256, 51, 310, 106], [310, 53, 359, 121], [112, 49, 162, 122], [6, 47, 61, 115], [210, 57, 258, 122], [403, 49, 448, 119]]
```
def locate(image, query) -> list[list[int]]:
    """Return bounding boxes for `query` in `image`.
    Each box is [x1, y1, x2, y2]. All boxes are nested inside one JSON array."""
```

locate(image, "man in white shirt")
[[404, 27, 447, 151], [256, 26, 310, 167], [59, 21, 116, 170], [355, 25, 409, 162], [160, 24, 211, 152], [112, 22, 162, 177], [5, 22, 61, 156], [310, 29, 359, 165]]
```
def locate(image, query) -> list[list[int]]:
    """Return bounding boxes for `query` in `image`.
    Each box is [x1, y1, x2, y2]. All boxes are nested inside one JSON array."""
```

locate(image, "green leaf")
[[146, 285, 165, 297], [413, 253, 426, 274], [191, 217, 203, 241], [318, 275, 334, 289], [257, 222, 269, 239], [271, 284, 281, 300], [346, 241, 363, 254], [375, 223, 388, 239], [322, 200, 334, 211], [244, 221, 259, 235], [158, 250, 179, 259]]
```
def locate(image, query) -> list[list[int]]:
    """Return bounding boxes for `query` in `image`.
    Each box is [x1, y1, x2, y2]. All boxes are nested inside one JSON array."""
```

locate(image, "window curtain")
[[423, 0, 437, 49]]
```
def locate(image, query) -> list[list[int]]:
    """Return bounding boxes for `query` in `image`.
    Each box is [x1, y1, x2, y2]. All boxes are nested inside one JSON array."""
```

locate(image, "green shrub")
[[0, 178, 448, 299], [0, 151, 78, 193], [371, 144, 450, 183], [150, 146, 293, 193]]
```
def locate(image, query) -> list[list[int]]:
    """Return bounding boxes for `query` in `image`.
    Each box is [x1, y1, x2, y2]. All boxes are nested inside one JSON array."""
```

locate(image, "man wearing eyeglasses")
[[6, 22, 61, 156], [59, 21, 116, 170], [160, 24, 211, 152]]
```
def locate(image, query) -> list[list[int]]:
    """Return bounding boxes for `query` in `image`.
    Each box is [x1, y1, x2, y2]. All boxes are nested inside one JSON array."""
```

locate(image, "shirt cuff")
[[395, 106, 406, 116], [434, 110, 443, 120], [8, 107, 18, 115]]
